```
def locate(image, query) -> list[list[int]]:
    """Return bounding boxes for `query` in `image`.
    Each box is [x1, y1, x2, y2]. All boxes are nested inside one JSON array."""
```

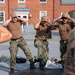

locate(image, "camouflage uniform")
[[53, 12, 75, 68], [34, 39, 49, 63], [60, 40, 68, 67], [9, 37, 32, 69], [34, 16, 51, 69], [3, 12, 35, 74]]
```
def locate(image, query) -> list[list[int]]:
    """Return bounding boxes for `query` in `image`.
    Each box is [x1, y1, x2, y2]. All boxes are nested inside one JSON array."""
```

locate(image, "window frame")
[[40, 0, 47, 3], [18, 0, 25, 3], [61, 0, 75, 5], [39, 11, 47, 20], [0, 0, 5, 3], [0, 11, 5, 23]]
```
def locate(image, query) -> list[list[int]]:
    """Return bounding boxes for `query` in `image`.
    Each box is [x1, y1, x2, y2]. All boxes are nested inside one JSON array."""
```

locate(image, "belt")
[[42, 40, 47, 41], [60, 40, 68, 43], [37, 39, 47, 41], [11, 37, 22, 40], [61, 40, 68, 42]]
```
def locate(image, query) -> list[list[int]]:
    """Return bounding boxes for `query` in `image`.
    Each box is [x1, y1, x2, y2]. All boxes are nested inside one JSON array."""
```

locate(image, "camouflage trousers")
[[34, 39, 49, 63], [9, 37, 32, 69], [60, 40, 68, 67]]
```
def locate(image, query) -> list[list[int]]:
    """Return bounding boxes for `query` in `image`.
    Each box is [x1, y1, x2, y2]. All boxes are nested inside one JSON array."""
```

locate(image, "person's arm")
[[51, 17, 60, 30], [17, 17, 28, 23], [0, 26, 12, 43], [52, 15, 62, 24], [34, 21, 40, 30], [68, 16, 75, 24], [3, 17, 11, 27]]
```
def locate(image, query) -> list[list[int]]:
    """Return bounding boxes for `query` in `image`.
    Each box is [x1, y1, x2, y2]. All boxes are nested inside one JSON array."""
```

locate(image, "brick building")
[[0, 0, 75, 25]]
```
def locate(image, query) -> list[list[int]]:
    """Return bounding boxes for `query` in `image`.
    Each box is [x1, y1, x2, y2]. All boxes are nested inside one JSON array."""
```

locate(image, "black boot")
[[34, 58, 38, 63], [39, 59, 46, 70], [9, 68, 14, 74], [29, 59, 36, 69]]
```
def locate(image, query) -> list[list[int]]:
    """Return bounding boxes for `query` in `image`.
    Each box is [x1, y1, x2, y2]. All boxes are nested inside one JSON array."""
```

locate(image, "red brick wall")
[[0, 0, 75, 24], [54, 0, 75, 18], [26, 0, 53, 24]]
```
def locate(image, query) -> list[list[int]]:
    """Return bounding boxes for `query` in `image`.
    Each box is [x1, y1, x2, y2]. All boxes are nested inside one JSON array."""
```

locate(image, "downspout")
[[53, 0, 54, 19], [8, 0, 9, 19]]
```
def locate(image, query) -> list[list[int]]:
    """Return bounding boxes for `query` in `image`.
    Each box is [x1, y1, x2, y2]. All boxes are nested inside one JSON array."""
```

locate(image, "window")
[[18, 0, 25, 3], [40, 11, 47, 20], [68, 10, 75, 19], [61, 0, 75, 4], [0, 0, 5, 3], [0, 11, 5, 23], [40, 0, 47, 3]]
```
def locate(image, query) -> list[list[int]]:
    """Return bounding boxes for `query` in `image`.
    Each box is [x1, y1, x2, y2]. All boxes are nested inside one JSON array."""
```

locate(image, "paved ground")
[[10, 68, 63, 75]]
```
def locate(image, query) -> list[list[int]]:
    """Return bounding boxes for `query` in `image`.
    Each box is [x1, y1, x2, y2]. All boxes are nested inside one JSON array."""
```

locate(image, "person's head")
[[40, 16, 49, 25], [61, 12, 69, 23], [10, 12, 18, 22]]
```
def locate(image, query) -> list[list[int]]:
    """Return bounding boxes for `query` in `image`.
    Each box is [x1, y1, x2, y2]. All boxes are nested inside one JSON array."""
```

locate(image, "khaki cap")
[[62, 12, 69, 18], [41, 16, 49, 22], [10, 12, 17, 18]]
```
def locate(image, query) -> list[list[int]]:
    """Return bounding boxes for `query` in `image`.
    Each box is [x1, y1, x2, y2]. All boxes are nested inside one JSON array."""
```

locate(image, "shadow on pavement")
[[10, 68, 63, 75]]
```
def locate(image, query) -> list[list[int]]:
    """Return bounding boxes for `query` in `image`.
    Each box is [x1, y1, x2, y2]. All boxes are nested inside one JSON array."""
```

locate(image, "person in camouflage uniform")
[[34, 16, 52, 70], [52, 12, 75, 68], [3, 12, 35, 74]]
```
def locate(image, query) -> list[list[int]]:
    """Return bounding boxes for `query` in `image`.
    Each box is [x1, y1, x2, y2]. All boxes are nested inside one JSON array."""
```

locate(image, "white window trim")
[[18, 0, 25, 3], [0, 11, 5, 23], [40, 0, 47, 3], [39, 11, 47, 20], [15, 12, 29, 15], [0, 0, 5, 3]]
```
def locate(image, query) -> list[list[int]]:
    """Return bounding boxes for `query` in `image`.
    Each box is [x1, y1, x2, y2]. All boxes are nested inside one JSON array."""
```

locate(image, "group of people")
[[0, 12, 75, 75]]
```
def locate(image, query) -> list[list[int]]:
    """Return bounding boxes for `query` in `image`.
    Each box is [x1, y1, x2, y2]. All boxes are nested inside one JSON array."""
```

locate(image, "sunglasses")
[[61, 17, 68, 19], [41, 21, 47, 23]]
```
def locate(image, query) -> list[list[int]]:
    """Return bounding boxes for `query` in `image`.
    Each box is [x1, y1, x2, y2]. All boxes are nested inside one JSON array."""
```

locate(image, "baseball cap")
[[10, 12, 17, 18], [41, 16, 49, 22], [61, 12, 69, 18]]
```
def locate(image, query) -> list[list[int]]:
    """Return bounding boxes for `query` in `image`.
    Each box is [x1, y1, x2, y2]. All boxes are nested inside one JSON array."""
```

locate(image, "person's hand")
[[9, 16, 12, 21], [39, 20, 41, 23], [67, 14, 70, 19], [37, 20, 41, 25], [59, 12, 63, 19], [17, 16, 20, 20]]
